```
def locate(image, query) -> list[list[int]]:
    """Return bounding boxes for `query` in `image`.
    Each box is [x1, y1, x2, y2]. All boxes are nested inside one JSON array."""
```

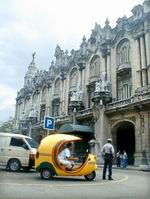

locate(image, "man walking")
[[101, 138, 115, 180]]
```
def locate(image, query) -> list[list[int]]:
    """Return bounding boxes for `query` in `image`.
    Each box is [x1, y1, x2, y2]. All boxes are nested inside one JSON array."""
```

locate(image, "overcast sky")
[[0, 0, 144, 122]]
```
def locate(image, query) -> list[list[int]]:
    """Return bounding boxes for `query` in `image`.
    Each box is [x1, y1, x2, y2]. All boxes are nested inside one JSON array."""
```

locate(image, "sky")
[[0, 0, 144, 123]]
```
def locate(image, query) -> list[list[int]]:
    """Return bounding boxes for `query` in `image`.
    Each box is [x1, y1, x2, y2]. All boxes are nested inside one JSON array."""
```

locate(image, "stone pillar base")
[[139, 164, 150, 171], [134, 152, 142, 166], [135, 151, 150, 170], [148, 66, 150, 84]]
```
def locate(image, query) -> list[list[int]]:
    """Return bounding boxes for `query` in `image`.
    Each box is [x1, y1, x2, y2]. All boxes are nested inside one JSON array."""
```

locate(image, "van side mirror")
[[22, 144, 29, 150]]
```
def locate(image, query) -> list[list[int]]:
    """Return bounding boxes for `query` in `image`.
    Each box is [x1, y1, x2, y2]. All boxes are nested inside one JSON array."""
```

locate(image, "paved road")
[[0, 168, 150, 199]]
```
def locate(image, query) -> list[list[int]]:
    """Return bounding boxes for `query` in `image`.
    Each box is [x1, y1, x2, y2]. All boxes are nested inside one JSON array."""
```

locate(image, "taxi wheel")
[[40, 169, 53, 180], [84, 171, 96, 181]]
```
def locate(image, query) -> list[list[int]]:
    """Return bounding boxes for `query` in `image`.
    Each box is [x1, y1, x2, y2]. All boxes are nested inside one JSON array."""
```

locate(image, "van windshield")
[[25, 138, 38, 148]]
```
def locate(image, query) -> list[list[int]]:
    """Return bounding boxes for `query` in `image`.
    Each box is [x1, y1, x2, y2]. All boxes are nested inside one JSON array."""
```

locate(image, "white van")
[[0, 132, 38, 171]]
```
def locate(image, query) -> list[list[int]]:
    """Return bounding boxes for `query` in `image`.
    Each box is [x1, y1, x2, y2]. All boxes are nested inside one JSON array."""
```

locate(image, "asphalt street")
[[0, 168, 150, 199]]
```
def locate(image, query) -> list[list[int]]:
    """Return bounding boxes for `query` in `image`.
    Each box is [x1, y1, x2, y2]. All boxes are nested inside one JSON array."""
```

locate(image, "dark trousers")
[[102, 154, 113, 179], [117, 157, 120, 167]]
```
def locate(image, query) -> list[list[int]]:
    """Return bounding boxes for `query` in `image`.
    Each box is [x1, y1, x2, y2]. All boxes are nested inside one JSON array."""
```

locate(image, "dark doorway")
[[116, 121, 135, 165]]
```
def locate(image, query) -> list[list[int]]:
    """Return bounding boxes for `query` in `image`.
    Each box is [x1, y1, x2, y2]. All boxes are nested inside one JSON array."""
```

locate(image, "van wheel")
[[8, 159, 21, 172], [84, 171, 96, 181], [40, 169, 53, 180]]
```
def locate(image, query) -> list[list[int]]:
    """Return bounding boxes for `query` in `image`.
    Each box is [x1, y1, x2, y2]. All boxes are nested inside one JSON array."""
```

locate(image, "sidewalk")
[[97, 164, 150, 171]]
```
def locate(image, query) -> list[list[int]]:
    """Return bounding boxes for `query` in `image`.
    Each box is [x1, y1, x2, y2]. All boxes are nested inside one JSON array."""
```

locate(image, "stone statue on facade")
[[54, 45, 62, 57], [32, 52, 36, 62], [100, 72, 110, 92], [28, 107, 35, 118], [95, 81, 101, 92], [29, 105, 38, 118], [70, 91, 77, 102], [76, 82, 83, 101], [20, 111, 26, 120]]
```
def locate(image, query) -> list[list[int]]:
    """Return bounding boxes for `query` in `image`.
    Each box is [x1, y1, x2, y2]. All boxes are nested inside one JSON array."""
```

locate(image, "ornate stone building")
[[14, 0, 150, 167]]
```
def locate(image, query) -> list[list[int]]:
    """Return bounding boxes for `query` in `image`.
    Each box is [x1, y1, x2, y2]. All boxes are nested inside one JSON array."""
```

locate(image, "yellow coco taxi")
[[35, 134, 97, 181]]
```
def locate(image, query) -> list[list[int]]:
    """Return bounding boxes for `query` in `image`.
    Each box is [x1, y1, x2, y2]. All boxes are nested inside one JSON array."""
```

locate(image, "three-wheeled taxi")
[[35, 134, 97, 181]]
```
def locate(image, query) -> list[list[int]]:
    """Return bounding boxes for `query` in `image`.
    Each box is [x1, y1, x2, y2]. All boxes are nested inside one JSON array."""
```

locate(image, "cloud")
[[0, 85, 16, 121], [0, 85, 16, 110]]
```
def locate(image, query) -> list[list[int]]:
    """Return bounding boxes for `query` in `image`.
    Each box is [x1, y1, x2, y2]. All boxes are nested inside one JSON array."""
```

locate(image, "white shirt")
[[102, 143, 115, 156], [58, 148, 71, 161]]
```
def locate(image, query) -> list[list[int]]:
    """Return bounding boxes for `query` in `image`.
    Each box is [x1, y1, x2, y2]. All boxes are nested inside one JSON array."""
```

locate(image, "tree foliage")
[[0, 118, 14, 133]]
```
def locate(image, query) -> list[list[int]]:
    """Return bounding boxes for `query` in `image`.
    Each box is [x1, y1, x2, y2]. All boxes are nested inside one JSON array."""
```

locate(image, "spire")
[[80, 35, 87, 57], [24, 52, 37, 86], [103, 18, 112, 41], [31, 52, 36, 64]]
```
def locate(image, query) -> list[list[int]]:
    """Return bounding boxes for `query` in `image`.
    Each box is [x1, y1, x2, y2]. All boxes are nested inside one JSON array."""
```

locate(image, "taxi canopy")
[[39, 133, 81, 154]]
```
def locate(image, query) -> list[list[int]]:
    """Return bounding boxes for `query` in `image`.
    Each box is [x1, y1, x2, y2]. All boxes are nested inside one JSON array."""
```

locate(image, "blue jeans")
[[121, 158, 127, 168], [102, 154, 113, 179]]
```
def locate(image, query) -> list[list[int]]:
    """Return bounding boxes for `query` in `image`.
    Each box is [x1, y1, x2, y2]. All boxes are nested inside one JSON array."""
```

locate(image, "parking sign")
[[44, 116, 55, 130]]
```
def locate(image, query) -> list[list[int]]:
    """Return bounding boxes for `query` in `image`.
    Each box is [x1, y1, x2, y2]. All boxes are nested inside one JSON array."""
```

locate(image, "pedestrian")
[[116, 150, 121, 167], [101, 138, 115, 180], [120, 150, 128, 168]]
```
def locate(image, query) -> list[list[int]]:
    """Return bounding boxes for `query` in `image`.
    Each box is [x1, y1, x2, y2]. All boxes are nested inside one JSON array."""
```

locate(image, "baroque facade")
[[14, 0, 150, 167]]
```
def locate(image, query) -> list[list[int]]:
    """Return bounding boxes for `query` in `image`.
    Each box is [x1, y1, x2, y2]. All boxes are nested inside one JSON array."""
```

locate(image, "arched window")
[[33, 92, 38, 106], [54, 78, 61, 96], [52, 78, 61, 116], [116, 39, 132, 100], [90, 55, 100, 82], [42, 86, 47, 103], [24, 97, 30, 116], [69, 68, 78, 91], [117, 77, 132, 100], [117, 39, 130, 66]]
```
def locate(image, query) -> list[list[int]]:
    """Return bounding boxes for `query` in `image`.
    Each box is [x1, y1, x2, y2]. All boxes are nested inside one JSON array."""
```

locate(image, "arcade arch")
[[112, 120, 135, 165]]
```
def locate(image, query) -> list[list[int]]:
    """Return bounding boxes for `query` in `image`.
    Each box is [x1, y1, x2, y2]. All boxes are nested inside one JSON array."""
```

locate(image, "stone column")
[[50, 84, 54, 116], [145, 31, 150, 84], [47, 87, 51, 116], [82, 69, 85, 102], [60, 80, 63, 113], [134, 115, 142, 166], [46, 87, 51, 116], [15, 103, 20, 128], [78, 66, 82, 85], [30, 94, 33, 107], [62, 78, 66, 113], [65, 76, 69, 115], [82, 69, 85, 89], [101, 55, 106, 73], [135, 38, 142, 88], [140, 36, 147, 86], [94, 104, 109, 163], [38, 91, 42, 121], [106, 53, 111, 82]]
